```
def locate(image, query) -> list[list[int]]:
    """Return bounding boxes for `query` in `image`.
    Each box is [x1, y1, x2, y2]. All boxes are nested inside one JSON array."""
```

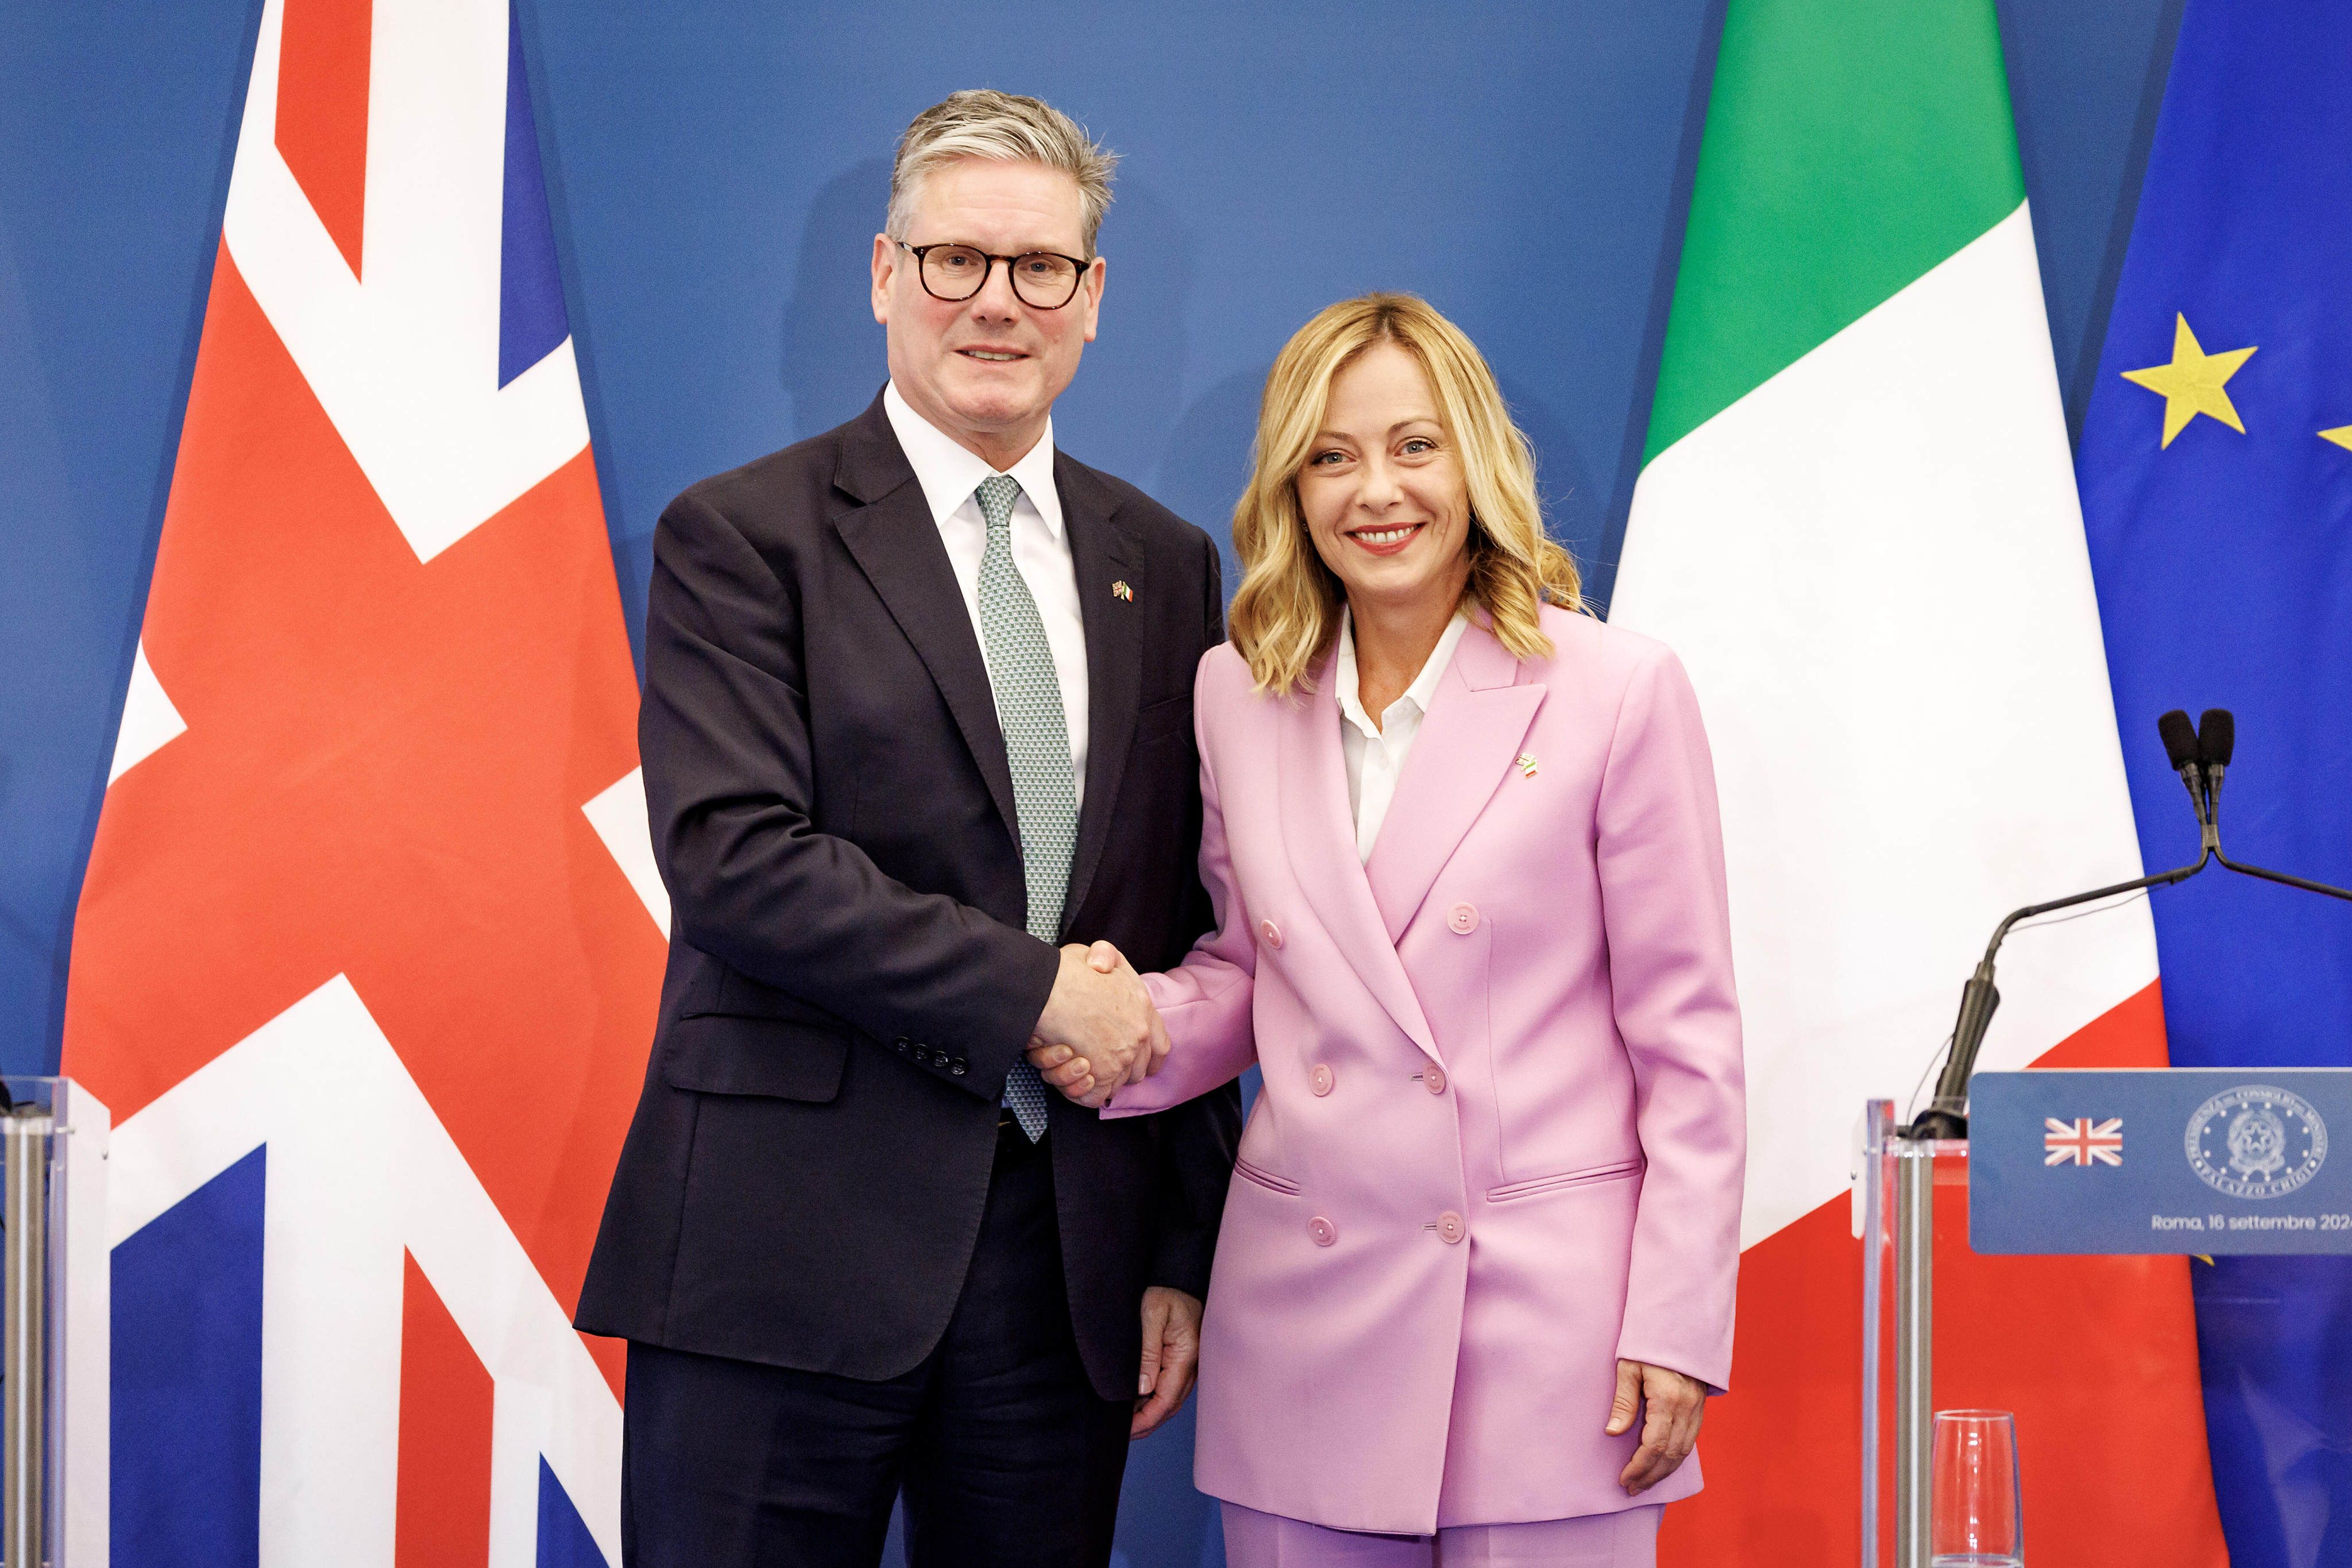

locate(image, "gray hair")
[[886, 90, 1118, 258]]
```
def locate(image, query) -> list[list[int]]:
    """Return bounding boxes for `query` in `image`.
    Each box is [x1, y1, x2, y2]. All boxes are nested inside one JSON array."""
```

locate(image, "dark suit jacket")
[[577, 392, 1242, 1401]]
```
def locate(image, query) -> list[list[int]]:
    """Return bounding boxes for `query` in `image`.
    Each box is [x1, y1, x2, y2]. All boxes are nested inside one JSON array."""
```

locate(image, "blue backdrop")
[[0, 0, 2184, 1077], [2, 4, 2204, 1565]]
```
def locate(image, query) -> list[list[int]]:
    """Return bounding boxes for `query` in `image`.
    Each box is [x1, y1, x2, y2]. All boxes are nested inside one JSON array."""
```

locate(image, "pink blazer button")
[[1423, 1065, 1447, 1095], [1260, 918, 1284, 949], [1447, 902, 1479, 934], [1437, 1211, 1465, 1244], [1311, 1064, 1334, 1096], [1308, 1216, 1337, 1247]]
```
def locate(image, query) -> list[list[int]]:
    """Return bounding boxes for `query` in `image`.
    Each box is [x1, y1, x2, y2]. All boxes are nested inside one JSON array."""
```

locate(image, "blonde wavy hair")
[[1228, 293, 1584, 694]]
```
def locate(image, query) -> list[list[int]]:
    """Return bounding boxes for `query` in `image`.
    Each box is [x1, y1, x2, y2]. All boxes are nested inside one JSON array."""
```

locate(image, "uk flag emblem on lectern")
[[64, 2, 663, 1564], [2045, 1118, 2126, 1168]]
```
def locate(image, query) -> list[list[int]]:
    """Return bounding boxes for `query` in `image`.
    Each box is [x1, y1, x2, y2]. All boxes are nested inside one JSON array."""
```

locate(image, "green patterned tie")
[[975, 474, 1075, 1142]]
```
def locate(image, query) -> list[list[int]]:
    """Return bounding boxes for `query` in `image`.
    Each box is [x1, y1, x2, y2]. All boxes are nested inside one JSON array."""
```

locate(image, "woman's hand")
[[1606, 1358, 1707, 1496], [1026, 941, 1167, 1107], [1026, 1033, 1113, 1105]]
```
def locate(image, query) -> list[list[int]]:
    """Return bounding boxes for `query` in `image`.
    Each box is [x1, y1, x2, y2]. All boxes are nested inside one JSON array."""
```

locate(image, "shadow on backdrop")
[[1055, 177, 1192, 493], [782, 156, 895, 442], [1591, 0, 1725, 619], [1495, 375, 1603, 604], [1153, 365, 1264, 592]]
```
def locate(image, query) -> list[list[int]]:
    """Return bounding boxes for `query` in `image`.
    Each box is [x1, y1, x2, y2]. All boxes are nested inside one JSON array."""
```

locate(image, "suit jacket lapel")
[[1279, 654, 1442, 1063], [1056, 455, 1143, 936], [828, 396, 1021, 845], [1363, 623, 1546, 943]]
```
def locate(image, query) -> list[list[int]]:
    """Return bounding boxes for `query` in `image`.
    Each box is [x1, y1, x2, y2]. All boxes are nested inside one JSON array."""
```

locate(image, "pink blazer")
[[1103, 607, 1745, 1532]]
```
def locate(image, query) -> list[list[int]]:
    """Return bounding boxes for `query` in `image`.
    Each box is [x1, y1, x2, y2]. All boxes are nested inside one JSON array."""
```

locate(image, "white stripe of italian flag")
[[1611, 4, 2229, 1564]]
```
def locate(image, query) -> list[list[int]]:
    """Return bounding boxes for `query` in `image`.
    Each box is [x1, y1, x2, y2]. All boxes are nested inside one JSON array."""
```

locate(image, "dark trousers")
[[621, 1125, 1133, 1568]]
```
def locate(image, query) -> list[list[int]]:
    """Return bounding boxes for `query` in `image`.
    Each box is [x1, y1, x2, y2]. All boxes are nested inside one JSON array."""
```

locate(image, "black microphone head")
[[2199, 708, 2237, 767], [2157, 709, 2199, 771]]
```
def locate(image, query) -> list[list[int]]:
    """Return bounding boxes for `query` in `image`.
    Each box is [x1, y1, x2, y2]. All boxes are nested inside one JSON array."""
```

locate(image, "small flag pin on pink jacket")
[[1516, 753, 1538, 778], [1111, 580, 1133, 601]]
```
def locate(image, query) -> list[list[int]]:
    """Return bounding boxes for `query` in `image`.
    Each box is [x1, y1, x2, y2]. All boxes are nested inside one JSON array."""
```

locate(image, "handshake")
[[1025, 941, 1167, 1109]]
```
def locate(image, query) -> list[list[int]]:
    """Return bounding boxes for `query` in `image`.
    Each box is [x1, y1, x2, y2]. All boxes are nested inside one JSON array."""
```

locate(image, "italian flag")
[[1608, 3, 2230, 1562]]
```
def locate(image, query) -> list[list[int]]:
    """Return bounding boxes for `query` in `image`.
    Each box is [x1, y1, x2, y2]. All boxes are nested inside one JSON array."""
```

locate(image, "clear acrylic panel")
[[1, 1076, 111, 1568]]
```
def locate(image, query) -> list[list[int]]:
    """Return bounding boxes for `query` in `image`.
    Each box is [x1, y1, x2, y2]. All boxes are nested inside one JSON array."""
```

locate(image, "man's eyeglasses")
[[897, 241, 1090, 310]]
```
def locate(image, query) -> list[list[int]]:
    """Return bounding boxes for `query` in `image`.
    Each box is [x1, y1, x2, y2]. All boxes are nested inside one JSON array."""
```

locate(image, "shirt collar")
[[1334, 607, 1473, 737], [883, 381, 1063, 541]]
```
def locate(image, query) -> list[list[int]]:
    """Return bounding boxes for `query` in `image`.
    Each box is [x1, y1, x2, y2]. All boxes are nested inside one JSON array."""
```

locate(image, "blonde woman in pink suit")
[[1028, 294, 1746, 1566]]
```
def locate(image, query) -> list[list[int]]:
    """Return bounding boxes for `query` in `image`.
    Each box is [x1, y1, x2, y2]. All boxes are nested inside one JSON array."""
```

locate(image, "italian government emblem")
[[2184, 1084, 2328, 1200]]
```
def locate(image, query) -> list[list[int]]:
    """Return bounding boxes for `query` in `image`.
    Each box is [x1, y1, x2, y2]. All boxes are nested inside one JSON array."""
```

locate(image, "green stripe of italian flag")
[[1611, 6, 2228, 1558]]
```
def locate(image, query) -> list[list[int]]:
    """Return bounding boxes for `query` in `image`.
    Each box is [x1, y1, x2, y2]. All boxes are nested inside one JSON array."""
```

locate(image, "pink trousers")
[[1221, 1501, 1662, 1568]]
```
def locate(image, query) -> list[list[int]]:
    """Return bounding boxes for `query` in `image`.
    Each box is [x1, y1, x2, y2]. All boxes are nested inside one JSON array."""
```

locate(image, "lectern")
[[1860, 1072, 2352, 1568]]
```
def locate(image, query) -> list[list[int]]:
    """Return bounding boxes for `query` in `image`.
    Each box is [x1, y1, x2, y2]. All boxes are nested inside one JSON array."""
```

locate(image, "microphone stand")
[[1904, 849, 2210, 1142], [2214, 846, 2352, 903], [1910, 716, 2352, 1144], [1879, 813, 2211, 1568]]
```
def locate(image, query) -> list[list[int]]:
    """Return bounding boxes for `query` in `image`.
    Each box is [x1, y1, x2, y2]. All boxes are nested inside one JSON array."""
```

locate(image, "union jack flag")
[[64, 1, 656, 1562], [2045, 1117, 2125, 1167]]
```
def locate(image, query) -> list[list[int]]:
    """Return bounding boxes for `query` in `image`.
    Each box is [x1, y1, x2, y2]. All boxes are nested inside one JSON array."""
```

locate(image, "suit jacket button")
[[1424, 1066, 1447, 1095], [1438, 1211, 1465, 1244], [949, 1061, 967, 1077], [1447, 903, 1479, 934], [1260, 918, 1284, 949], [1311, 1064, 1334, 1096], [1308, 1216, 1337, 1247], [895, 1037, 911, 1055]]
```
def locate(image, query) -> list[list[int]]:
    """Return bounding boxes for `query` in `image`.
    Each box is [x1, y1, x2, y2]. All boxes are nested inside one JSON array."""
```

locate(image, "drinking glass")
[[1930, 1409, 2022, 1567]]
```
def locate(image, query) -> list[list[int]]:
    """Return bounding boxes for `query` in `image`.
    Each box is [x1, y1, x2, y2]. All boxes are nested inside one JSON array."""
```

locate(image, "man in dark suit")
[[576, 90, 1241, 1568]]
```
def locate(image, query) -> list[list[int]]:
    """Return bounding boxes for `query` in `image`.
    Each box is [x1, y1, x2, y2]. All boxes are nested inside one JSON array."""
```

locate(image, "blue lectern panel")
[[1969, 1069, 2352, 1254]]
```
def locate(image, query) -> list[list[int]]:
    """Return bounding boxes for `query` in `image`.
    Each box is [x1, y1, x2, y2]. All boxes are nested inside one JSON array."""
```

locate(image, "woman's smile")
[[1346, 520, 1427, 554]]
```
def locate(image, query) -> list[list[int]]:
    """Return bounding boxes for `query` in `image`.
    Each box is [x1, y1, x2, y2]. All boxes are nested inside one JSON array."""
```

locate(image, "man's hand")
[[1028, 942, 1168, 1107], [1606, 1358, 1707, 1495], [1131, 1286, 1203, 1439]]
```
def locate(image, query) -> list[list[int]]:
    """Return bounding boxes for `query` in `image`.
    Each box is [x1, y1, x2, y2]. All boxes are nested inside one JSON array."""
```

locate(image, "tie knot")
[[975, 474, 1022, 532]]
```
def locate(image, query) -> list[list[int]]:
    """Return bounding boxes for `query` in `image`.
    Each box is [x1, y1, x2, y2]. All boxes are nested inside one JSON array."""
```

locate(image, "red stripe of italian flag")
[[1610, 3, 2229, 1562]]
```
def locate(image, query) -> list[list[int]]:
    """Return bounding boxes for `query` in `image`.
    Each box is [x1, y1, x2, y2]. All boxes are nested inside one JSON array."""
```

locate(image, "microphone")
[[2197, 708, 2235, 766], [2198, 708, 2234, 825], [2158, 709, 2210, 831]]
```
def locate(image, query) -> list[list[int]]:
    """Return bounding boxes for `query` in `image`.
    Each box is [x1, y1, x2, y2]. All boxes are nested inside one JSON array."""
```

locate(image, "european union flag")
[[2078, 2, 2352, 1559]]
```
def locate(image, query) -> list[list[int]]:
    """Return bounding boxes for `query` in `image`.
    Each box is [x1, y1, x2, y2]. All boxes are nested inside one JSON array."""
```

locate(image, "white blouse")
[[1333, 609, 1472, 862]]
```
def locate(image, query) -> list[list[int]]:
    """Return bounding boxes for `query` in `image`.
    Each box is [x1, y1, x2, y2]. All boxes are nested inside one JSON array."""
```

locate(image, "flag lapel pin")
[[1111, 580, 1134, 601], [1516, 753, 1538, 778]]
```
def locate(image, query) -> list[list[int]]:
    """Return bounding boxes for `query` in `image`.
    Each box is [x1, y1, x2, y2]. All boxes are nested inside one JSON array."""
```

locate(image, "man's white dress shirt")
[[1334, 608, 1472, 862], [883, 382, 1089, 805]]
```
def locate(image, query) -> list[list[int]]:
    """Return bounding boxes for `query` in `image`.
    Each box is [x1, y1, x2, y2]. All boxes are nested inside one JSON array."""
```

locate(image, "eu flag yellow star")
[[2322, 425, 2352, 453], [2121, 313, 2258, 448]]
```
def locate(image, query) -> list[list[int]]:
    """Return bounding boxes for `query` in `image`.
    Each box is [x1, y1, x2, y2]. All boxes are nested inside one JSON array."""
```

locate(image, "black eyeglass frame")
[[895, 240, 1093, 310]]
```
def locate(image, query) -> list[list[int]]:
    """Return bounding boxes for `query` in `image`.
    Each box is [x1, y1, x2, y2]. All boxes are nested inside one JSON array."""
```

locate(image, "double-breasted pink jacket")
[[1103, 606, 1745, 1534]]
